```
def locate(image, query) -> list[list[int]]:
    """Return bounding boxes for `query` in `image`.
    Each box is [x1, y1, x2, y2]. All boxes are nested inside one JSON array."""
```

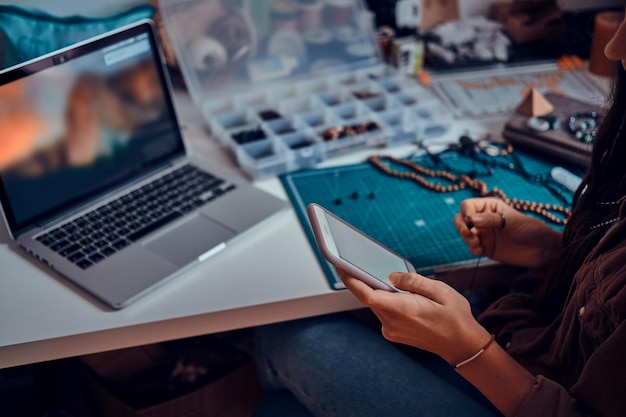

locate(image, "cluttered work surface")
[[0, 0, 620, 390], [281, 144, 581, 289]]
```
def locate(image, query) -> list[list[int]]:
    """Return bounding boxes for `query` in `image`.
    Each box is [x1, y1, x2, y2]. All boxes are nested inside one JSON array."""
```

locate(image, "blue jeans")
[[253, 312, 503, 417]]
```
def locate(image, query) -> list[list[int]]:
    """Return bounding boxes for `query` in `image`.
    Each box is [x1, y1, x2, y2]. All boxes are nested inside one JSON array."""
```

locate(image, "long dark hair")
[[537, 63, 626, 316]]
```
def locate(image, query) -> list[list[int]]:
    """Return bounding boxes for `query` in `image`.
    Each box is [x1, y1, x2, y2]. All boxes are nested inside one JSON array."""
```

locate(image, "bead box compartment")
[[158, 0, 453, 179], [206, 64, 453, 179]]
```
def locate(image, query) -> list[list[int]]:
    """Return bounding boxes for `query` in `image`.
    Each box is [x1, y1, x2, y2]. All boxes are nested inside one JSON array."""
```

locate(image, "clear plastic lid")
[[158, 0, 381, 105]]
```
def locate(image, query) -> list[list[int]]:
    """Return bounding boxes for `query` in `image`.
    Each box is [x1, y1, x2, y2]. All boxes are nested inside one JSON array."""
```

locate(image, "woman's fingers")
[[389, 272, 456, 305], [466, 212, 505, 230], [338, 270, 385, 307], [453, 213, 484, 256]]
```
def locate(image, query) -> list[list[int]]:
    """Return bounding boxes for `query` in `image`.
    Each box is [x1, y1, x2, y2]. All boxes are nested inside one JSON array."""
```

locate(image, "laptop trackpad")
[[145, 214, 235, 266]]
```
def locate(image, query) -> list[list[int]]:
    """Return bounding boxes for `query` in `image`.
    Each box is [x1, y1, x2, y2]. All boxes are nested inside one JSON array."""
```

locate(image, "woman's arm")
[[340, 271, 536, 417], [453, 198, 563, 269], [453, 338, 535, 417]]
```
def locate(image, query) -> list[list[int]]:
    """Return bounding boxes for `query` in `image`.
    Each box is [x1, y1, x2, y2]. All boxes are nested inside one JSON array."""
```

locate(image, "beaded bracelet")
[[567, 111, 601, 143], [454, 334, 496, 369]]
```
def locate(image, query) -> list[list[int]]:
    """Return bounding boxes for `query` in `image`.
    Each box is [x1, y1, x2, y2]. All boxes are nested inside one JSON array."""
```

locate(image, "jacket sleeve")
[[514, 321, 626, 417]]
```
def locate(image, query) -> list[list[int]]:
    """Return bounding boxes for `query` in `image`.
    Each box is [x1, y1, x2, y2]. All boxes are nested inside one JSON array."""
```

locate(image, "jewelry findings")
[[476, 139, 513, 157]]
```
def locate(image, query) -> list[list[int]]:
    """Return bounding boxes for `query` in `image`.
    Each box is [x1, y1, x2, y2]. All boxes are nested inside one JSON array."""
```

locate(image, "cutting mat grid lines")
[[281, 150, 578, 289]]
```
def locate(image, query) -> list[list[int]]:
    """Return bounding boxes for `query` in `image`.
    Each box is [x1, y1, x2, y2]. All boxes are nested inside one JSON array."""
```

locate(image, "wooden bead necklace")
[[367, 154, 571, 225]]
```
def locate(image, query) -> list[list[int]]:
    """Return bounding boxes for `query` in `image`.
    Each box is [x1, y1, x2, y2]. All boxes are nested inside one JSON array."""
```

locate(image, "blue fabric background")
[[0, 4, 155, 69]]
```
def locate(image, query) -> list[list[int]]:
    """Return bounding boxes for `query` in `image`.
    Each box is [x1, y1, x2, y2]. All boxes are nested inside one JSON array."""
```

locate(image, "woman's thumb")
[[468, 212, 505, 230], [389, 272, 442, 300]]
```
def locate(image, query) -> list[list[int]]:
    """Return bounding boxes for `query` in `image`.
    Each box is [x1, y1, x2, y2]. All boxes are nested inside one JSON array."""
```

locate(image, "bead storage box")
[[158, 0, 453, 179]]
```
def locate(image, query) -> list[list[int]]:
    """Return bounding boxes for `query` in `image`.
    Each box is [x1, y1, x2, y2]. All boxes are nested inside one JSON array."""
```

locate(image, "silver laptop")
[[0, 20, 286, 309]]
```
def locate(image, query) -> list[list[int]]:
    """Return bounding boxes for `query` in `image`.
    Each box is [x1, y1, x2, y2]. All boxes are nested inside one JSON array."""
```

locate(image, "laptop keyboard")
[[35, 164, 236, 270]]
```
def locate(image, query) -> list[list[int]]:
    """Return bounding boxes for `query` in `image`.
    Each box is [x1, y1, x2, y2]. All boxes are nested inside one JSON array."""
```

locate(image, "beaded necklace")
[[453, 137, 573, 206], [367, 154, 572, 225], [589, 197, 626, 229]]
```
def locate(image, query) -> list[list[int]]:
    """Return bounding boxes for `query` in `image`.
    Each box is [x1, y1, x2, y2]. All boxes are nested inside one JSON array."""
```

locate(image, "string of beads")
[[367, 154, 571, 225]]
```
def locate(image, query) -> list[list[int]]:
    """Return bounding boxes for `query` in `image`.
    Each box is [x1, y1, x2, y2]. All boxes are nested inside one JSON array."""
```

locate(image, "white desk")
[[0, 89, 504, 370]]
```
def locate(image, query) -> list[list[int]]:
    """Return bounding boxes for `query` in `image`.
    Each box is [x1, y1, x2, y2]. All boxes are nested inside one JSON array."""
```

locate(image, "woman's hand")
[[339, 270, 492, 366], [340, 269, 537, 417], [453, 197, 562, 269]]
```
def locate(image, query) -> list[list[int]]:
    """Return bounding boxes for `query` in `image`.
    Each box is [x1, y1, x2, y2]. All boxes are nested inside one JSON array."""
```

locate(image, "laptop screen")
[[0, 21, 185, 237]]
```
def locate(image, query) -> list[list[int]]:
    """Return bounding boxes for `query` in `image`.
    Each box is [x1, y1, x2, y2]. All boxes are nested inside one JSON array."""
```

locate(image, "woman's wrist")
[[444, 325, 494, 367], [453, 334, 496, 368], [454, 339, 536, 417]]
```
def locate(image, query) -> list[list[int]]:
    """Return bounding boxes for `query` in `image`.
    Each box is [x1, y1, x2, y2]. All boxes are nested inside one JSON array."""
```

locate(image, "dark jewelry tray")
[[502, 92, 604, 168]]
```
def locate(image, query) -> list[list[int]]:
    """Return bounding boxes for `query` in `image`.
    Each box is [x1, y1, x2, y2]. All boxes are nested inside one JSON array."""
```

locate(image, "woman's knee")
[[254, 313, 371, 389]]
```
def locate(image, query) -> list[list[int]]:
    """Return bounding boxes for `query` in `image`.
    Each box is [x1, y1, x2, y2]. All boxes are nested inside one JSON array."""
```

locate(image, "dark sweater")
[[479, 200, 626, 417]]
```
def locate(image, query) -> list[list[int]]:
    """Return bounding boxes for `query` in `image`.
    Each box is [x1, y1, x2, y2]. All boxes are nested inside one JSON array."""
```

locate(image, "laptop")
[[0, 19, 286, 309]]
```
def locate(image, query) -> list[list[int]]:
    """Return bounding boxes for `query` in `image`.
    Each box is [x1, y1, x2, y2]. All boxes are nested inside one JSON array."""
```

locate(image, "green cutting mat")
[[281, 149, 578, 289]]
